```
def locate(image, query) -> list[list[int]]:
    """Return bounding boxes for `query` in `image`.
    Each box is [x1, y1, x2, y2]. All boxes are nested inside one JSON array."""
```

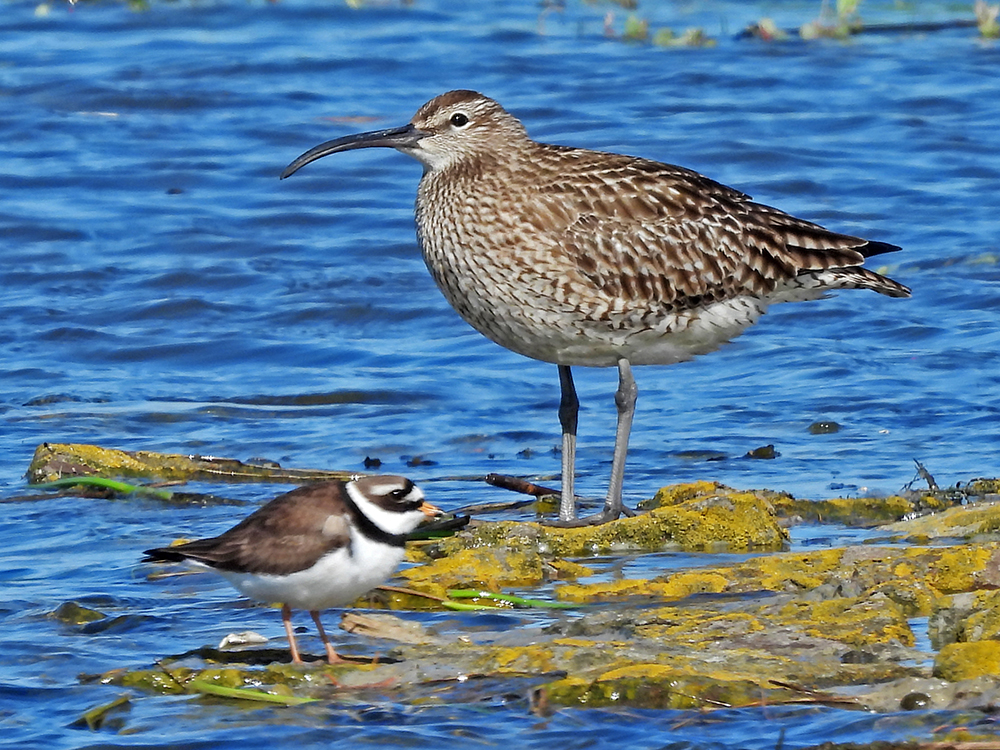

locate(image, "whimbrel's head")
[[280, 90, 528, 178]]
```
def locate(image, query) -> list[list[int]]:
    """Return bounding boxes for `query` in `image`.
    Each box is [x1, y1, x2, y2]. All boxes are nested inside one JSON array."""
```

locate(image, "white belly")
[[218, 533, 406, 611], [466, 294, 770, 367]]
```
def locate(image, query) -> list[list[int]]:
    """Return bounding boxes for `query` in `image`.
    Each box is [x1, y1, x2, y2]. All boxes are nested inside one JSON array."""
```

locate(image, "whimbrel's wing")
[[539, 150, 904, 310]]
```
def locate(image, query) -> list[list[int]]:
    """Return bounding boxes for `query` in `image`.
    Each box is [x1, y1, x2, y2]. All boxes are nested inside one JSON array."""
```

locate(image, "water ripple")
[[2, 0, 1000, 747]]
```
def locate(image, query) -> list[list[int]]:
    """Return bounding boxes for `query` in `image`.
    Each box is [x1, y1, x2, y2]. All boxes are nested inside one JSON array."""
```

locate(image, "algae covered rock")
[[934, 640, 1000, 681], [85, 469, 1000, 715], [428, 482, 788, 561], [27, 442, 353, 485], [883, 497, 1000, 541], [51, 601, 107, 625], [401, 482, 786, 594]]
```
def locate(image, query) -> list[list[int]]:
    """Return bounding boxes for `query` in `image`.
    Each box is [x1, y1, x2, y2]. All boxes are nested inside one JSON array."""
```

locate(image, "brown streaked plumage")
[[143, 475, 440, 664], [281, 90, 910, 526]]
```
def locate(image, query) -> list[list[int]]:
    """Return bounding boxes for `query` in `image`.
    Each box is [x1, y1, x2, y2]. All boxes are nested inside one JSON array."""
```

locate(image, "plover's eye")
[[450, 112, 469, 128], [389, 486, 411, 500]]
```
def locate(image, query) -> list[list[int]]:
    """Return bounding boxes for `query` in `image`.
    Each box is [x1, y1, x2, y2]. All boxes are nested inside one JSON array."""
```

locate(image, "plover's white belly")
[[218, 534, 406, 611]]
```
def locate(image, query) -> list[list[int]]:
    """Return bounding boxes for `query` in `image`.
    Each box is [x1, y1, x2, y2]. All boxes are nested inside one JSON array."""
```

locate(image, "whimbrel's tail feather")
[[857, 239, 902, 258], [769, 266, 911, 304], [782, 237, 900, 269], [825, 266, 911, 298], [779, 236, 906, 297]]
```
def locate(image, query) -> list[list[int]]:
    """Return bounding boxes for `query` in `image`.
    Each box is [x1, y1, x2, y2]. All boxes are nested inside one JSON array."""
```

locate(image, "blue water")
[[3, 0, 1000, 746]]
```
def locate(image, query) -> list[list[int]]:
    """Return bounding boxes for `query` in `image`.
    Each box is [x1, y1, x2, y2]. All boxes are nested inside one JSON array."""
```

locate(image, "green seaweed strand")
[[447, 589, 574, 609], [29, 476, 174, 501], [185, 679, 318, 705]]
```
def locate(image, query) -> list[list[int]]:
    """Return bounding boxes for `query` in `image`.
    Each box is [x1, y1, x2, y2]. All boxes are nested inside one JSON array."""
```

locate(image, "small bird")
[[143, 475, 440, 664], [281, 90, 910, 526]]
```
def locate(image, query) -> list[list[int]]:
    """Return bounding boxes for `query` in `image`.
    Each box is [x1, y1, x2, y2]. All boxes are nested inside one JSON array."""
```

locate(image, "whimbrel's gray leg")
[[557, 365, 579, 522], [550, 359, 636, 527], [601, 357, 637, 521]]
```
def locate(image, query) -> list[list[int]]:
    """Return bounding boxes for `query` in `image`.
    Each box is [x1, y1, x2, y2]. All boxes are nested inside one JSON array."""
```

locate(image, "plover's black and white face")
[[346, 475, 437, 537]]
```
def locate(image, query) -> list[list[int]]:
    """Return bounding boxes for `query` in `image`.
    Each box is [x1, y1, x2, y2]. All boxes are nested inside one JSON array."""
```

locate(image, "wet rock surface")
[[106, 476, 1000, 721]]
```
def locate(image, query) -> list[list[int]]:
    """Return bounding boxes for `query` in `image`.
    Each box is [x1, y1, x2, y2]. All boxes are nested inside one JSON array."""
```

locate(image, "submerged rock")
[[51, 601, 107, 625]]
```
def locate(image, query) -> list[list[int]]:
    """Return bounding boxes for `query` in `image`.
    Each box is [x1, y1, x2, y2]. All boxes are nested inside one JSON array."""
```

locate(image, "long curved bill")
[[280, 123, 426, 179]]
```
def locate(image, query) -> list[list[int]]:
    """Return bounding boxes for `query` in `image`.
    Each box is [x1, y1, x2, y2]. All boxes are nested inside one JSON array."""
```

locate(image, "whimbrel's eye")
[[450, 112, 469, 127]]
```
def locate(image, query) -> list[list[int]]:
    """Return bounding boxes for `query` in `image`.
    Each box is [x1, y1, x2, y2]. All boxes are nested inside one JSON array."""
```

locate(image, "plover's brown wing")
[[143, 482, 354, 576]]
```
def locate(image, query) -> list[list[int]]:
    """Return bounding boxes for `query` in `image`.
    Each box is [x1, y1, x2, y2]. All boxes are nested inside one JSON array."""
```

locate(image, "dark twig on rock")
[[485, 473, 559, 498]]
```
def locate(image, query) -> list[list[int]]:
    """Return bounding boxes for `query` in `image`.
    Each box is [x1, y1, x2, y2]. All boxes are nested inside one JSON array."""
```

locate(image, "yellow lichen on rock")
[[399, 546, 546, 594], [429, 483, 788, 562], [546, 541, 1000, 621], [636, 608, 768, 646], [925, 546, 996, 594], [769, 493, 950, 526], [95, 466, 1000, 713], [641, 481, 723, 508], [557, 548, 845, 605], [934, 641, 1000, 681], [952, 590, 1000, 642], [727, 548, 844, 592], [893, 561, 916, 578], [29, 443, 183, 483], [545, 558, 594, 579], [473, 645, 557, 673], [27, 442, 353, 485], [774, 595, 914, 647], [391, 482, 789, 602], [884, 499, 1000, 541], [557, 570, 729, 603]]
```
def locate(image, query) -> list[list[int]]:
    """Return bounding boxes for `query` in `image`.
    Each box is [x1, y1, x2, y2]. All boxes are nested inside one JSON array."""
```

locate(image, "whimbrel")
[[281, 90, 910, 526]]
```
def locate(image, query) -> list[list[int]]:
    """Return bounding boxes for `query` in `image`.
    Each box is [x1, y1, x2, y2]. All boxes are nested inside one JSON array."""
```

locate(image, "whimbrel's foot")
[[543, 502, 635, 527]]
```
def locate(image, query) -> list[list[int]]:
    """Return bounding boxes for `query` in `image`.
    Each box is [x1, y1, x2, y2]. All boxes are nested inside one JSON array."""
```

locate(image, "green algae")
[[33, 476, 174, 501], [186, 679, 318, 705], [117, 666, 193, 694], [72, 695, 131, 731], [102, 657, 373, 700]]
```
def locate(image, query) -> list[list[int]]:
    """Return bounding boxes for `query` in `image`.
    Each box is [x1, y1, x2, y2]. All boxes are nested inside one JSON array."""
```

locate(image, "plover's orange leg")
[[282, 604, 303, 664], [310, 610, 346, 665]]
